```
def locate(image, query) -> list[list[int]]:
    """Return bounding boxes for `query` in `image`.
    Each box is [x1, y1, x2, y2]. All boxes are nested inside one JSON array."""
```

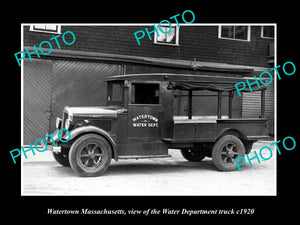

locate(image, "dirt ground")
[[21, 141, 276, 196]]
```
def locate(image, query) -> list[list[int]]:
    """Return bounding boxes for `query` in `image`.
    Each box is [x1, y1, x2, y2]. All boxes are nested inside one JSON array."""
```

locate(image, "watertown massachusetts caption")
[[47, 208, 253, 215]]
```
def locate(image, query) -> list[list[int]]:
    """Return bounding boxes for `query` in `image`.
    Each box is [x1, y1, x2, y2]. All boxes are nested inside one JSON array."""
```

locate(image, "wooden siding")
[[23, 58, 122, 143], [23, 25, 274, 68], [50, 61, 122, 132], [242, 74, 275, 135], [23, 59, 52, 144]]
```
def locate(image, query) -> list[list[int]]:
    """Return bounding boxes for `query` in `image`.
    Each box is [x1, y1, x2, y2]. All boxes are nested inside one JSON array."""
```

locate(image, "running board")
[[118, 154, 172, 160]]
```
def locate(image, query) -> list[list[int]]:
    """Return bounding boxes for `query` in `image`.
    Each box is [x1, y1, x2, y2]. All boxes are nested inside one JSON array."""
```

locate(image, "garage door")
[[23, 59, 52, 145], [23, 59, 122, 144], [242, 82, 275, 135], [50, 61, 122, 132]]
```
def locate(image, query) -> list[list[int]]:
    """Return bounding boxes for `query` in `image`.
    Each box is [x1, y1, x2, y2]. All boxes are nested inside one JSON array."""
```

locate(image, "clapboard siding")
[[242, 91, 261, 118], [242, 82, 274, 135], [265, 82, 275, 135]]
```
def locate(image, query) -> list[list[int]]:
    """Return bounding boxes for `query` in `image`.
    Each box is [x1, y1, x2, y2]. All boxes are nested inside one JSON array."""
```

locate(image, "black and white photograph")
[[20, 23, 277, 196], [4, 6, 298, 220]]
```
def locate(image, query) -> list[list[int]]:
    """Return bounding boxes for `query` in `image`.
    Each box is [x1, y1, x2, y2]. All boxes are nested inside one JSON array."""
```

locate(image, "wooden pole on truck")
[[217, 91, 222, 119], [228, 90, 233, 119], [261, 89, 265, 118], [188, 90, 192, 119]]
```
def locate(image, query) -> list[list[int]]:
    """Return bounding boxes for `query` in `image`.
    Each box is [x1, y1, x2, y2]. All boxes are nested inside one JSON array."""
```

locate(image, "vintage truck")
[[48, 73, 268, 176]]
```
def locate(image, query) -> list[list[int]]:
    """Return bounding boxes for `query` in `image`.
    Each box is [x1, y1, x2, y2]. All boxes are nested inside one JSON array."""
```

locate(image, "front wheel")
[[69, 134, 112, 177], [53, 151, 70, 167], [212, 135, 245, 171]]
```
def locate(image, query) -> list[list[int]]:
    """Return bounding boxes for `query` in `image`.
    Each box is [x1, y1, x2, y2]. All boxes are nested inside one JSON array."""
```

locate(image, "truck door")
[[128, 82, 162, 139]]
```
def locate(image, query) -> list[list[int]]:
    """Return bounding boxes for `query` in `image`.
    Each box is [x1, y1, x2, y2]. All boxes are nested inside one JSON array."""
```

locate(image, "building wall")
[[23, 58, 123, 143], [23, 25, 275, 142], [23, 25, 273, 68], [242, 70, 275, 135]]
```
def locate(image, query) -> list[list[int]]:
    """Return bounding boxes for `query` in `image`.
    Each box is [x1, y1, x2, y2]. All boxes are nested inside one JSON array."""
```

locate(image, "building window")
[[154, 25, 179, 46], [29, 25, 61, 34], [261, 26, 274, 39], [219, 26, 250, 41]]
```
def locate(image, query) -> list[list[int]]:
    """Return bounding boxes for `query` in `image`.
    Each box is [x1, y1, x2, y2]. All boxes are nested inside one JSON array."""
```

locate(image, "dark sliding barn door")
[[23, 59, 52, 144], [23, 58, 122, 144]]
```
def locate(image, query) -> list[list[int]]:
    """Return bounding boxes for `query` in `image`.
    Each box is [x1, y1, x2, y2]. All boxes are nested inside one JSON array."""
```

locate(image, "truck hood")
[[64, 106, 126, 119]]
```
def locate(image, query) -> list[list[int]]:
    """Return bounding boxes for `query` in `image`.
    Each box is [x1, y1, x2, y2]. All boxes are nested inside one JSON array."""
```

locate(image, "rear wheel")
[[181, 149, 206, 162], [212, 135, 245, 171], [69, 134, 112, 177]]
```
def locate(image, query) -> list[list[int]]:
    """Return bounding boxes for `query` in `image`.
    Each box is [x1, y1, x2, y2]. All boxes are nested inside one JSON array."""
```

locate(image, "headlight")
[[65, 118, 72, 130], [56, 117, 62, 129], [75, 119, 90, 128]]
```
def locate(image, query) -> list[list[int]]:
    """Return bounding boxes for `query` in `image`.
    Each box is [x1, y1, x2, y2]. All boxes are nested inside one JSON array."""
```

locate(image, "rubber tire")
[[181, 149, 206, 162], [212, 135, 245, 171], [52, 151, 70, 167], [69, 134, 112, 177]]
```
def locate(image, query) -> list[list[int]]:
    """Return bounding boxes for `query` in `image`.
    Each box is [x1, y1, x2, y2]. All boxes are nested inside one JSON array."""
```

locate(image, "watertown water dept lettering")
[[132, 114, 159, 128]]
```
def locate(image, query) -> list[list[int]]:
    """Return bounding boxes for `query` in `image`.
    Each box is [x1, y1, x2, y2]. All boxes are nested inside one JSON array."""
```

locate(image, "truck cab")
[[50, 73, 268, 177]]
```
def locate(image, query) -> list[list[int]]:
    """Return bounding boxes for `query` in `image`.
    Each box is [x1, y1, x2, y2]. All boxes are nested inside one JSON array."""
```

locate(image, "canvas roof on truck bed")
[[105, 73, 267, 92]]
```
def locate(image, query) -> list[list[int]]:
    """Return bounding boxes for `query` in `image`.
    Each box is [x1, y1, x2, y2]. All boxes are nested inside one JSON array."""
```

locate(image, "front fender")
[[68, 126, 118, 160]]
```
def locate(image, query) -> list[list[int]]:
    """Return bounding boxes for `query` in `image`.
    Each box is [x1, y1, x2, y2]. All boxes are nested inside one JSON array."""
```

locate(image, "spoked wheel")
[[78, 143, 104, 169], [212, 135, 245, 171], [221, 143, 239, 163], [69, 134, 112, 177]]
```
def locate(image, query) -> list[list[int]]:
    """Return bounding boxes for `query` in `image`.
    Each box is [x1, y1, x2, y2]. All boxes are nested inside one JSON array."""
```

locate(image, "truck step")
[[118, 154, 172, 160]]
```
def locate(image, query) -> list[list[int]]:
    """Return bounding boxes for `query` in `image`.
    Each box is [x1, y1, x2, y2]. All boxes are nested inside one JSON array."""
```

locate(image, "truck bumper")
[[45, 129, 61, 153], [246, 135, 270, 141], [49, 145, 62, 154]]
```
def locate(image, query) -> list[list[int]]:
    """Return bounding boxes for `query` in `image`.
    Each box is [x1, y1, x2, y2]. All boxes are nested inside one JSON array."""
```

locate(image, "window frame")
[[29, 24, 62, 34], [261, 26, 275, 39], [107, 81, 124, 107], [130, 81, 161, 105], [218, 25, 251, 42], [154, 24, 179, 46]]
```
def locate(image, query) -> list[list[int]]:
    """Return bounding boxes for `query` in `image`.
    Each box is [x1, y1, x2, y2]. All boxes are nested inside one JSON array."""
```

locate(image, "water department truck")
[[48, 73, 268, 176]]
